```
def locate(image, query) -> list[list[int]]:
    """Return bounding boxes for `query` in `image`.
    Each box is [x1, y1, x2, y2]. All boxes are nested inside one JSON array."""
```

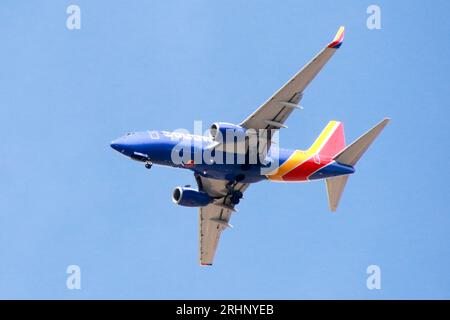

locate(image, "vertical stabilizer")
[[309, 120, 346, 158]]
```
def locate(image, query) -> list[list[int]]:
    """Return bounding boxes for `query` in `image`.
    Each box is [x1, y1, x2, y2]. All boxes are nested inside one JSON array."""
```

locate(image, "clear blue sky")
[[0, 0, 449, 299]]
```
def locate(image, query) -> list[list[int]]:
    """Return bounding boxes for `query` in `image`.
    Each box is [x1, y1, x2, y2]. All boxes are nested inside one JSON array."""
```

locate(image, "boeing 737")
[[111, 27, 390, 265]]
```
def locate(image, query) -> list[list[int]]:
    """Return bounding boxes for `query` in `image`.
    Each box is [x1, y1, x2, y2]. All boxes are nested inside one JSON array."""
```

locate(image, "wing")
[[196, 175, 249, 266], [240, 26, 345, 130]]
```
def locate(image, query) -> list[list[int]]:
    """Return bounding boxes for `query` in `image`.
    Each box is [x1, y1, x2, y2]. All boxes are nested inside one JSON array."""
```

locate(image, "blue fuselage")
[[110, 130, 354, 184]]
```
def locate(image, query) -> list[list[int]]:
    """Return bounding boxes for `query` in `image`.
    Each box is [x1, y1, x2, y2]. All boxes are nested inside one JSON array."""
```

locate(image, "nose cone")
[[110, 138, 126, 153], [110, 132, 150, 158]]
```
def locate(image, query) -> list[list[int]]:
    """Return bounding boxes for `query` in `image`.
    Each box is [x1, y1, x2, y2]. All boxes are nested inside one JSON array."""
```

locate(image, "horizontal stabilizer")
[[334, 118, 390, 166], [326, 175, 349, 211]]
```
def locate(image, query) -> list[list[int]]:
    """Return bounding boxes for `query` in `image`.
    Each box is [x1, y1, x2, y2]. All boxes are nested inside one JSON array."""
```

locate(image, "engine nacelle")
[[209, 122, 247, 142], [172, 187, 213, 207]]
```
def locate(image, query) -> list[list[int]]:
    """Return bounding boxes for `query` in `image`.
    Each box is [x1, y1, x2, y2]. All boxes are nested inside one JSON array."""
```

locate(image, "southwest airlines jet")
[[111, 27, 390, 265]]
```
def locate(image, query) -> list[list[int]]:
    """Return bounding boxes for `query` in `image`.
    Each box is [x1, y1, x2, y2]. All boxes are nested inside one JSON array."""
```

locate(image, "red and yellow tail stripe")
[[267, 121, 345, 181]]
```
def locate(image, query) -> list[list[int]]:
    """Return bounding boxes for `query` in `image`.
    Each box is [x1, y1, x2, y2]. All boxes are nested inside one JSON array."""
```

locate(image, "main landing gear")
[[145, 161, 153, 169], [230, 190, 243, 205], [226, 175, 245, 205]]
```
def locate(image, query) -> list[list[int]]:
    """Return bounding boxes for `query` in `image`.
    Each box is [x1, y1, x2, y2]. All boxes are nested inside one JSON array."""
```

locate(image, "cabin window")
[[149, 131, 159, 139]]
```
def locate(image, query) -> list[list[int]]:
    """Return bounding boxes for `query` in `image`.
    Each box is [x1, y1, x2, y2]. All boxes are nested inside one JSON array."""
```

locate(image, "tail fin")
[[326, 118, 390, 211], [309, 120, 346, 158]]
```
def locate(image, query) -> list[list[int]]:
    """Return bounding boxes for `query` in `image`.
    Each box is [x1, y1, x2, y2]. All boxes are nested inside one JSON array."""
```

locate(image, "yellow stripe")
[[267, 150, 309, 181], [266, 121, 338, 181], [307, 121, 338, 154]]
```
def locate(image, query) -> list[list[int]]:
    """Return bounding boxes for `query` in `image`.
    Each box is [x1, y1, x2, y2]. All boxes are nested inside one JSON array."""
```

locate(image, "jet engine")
[[209, 122, 247, 142], [172, 187, 213, 207]]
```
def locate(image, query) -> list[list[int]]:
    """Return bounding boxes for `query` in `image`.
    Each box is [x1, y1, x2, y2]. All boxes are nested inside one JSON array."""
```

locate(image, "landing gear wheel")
[[225, 176, 245, 205], [230, 190, 243, 204], [231, 195, 240, 205], [232, 190, 243, 199], [145, 161, 152, 169]]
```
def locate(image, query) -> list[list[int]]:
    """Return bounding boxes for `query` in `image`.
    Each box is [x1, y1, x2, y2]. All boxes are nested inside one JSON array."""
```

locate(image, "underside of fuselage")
[[110, 130, 355, 184]]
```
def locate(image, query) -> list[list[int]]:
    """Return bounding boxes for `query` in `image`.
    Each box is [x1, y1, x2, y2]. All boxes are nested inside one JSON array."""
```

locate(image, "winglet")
[[327, 26, 345, 49]]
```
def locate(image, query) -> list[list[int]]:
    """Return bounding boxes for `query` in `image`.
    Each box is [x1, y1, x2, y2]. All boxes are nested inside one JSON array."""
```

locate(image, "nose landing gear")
[[145, 161, 153, 169]]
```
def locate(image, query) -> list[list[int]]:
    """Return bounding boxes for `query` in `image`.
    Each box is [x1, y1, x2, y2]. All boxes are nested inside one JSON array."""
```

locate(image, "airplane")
[[110, 26, 390, 266]]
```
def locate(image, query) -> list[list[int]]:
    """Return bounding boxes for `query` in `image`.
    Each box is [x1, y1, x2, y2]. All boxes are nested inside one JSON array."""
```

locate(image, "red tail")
[[310, 121, 346, 159]]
